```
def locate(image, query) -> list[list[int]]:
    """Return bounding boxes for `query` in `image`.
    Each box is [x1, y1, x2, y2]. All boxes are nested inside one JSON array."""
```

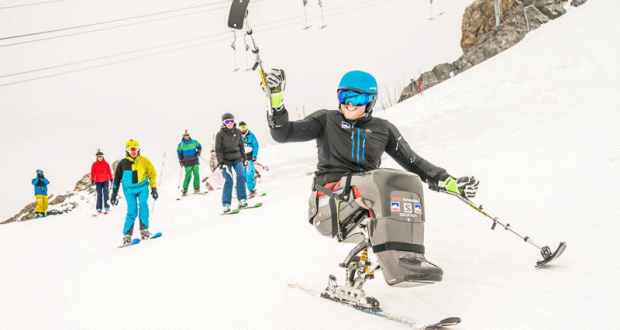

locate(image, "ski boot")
[[123, 234, 132, 245], [249, 189, 257, 199], [321, 242, 381, 312], [195, 188, 200, 194], [34, 213, 41, 219], [238, 199, 248, 209], [222, 205, 231, 214], [140, 229, 152, 240], [97, 209, 102, 214], [104, 208, 109, 214], [182, 190, 187, 196]]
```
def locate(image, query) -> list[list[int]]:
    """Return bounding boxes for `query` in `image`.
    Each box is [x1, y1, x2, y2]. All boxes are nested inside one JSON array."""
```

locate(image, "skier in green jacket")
[[177, 130, 203, 196]]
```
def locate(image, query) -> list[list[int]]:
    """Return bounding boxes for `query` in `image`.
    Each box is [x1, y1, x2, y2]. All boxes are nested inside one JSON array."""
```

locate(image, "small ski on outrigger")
[[118, 232, 162, 248], [288, 283, 460, 329], [432, 187, 567, 268], [221, 202, 263, 215]]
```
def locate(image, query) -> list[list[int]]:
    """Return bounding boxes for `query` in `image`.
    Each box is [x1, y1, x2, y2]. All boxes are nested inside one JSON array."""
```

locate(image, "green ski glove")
[[444, 176, 479, 198], [264, 68, 286, 109]]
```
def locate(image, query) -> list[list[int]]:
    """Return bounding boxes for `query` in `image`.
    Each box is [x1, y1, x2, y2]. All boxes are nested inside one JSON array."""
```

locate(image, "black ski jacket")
[[270, 107, 450, 185], [215, 125, 246, 166]]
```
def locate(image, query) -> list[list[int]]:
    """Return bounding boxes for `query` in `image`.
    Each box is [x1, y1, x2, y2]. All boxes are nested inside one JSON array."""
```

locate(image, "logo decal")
[[414, 204, 422, 214], [341, 121, 351, 129], [404, 203, 412, 213], [391, 196, 403, 202], [391, 202, 400, 211]]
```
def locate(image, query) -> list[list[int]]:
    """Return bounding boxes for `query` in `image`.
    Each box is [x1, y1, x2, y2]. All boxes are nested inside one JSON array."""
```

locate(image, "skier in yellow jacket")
[[111, 140, 158, 244]]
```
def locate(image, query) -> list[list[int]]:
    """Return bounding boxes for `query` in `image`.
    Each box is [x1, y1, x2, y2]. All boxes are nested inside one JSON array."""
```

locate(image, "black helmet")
[[96, 149, 104, 157], [222, 113, 234, 121]]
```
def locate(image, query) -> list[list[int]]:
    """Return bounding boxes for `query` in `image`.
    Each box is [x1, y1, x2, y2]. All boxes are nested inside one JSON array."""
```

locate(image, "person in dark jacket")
[[215, 113, 248, 213], [32, 169, 50, 219], [264, 69, 479, 191], [90, 149, 114, 214], [177, 130, 203, 196], [262, 69, 479, 281]]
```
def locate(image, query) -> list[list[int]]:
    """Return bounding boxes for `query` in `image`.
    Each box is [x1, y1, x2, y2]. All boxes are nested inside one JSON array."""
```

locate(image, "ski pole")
[[177, 167, 183, 189], [228, 3, 271, 101], [152, 152, 166, 213], [432, 187, 566, 267]]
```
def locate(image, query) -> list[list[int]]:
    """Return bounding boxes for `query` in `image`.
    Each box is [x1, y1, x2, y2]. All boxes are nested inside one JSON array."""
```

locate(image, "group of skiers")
[[31, 120, 261, 242], [177, 121, 260, 214]]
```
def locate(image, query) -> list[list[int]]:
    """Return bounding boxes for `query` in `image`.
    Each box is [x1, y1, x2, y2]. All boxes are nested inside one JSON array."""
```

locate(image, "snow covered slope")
[[1, 1, 619, 329]]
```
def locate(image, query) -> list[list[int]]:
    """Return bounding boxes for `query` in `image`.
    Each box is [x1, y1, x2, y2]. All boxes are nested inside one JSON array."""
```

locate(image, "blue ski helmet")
[[337, 70, 378, 114]]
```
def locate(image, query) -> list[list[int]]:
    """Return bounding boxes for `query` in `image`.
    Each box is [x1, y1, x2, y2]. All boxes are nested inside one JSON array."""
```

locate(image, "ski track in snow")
[[1, 0, 620, 329]]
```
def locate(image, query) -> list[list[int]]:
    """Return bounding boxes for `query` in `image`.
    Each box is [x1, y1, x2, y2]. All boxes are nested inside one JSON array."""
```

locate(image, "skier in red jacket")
[[90, 149, 114, 214]]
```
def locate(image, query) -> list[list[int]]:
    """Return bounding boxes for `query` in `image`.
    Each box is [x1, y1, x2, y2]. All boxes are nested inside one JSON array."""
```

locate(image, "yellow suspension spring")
[[361, 247, 374, 275]]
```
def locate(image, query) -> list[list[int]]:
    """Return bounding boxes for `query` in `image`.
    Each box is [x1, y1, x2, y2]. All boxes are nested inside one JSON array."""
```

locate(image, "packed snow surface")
[[1, 0, 619, 329]]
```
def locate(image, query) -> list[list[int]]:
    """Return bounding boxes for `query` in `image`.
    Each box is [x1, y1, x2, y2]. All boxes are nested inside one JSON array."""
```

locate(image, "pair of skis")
[[221, 202, 263, 215], [118, 232, 162, 248], [288, 283, 460, 329], [176, 191, 208, 200]]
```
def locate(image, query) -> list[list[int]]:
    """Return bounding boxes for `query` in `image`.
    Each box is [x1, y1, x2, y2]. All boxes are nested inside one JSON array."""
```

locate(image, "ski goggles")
[[337, 89, 376, 107], [126, 146, 140, 153], [37, 170, 44, 175], [239, 125, 247, 130], [223, 119, 235, 125]]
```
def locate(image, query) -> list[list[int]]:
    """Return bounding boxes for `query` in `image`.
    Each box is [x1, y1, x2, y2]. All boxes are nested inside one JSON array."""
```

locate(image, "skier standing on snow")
[[177, 130, 203, 196], [90, 150, 113, 214], [110, 140, 158, 244], [262, 69, 479, 286], [215, 113, 248, 213], [239, 121, 260, 197], [32, 169, 50, 219], [209, 149, 218, 173]]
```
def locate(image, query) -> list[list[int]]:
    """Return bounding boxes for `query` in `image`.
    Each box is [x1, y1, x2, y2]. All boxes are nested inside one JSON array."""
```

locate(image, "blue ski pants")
[[222, 161, 247, 206], [123, 184, 149, 235], [244, 160, 256, 192]]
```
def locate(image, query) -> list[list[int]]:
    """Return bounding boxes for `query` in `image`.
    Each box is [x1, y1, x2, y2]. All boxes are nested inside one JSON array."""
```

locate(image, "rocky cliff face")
[[2, 160, 120, 224], [401, 0, 573, 101], [461, 0, 519, 53]]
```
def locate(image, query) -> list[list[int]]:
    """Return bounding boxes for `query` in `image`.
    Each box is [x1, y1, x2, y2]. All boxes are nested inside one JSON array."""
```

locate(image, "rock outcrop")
[[461, 0, 519, 53], [401, 0, 573, 102]]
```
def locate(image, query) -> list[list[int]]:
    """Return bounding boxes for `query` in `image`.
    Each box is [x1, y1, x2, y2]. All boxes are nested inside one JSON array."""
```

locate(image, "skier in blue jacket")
[[239, 121, 259, 197], [32, 169, 50, 219]]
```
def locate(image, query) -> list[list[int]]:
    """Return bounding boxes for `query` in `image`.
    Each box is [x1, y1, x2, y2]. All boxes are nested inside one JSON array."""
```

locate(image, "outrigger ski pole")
[[228, 1, 272, 107], [432, 187, 567, 268]]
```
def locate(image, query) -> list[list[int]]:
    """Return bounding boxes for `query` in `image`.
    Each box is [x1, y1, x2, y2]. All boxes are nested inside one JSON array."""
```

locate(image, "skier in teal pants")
[[111, 140, 158, 244], [239, 121, 259, 197]]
